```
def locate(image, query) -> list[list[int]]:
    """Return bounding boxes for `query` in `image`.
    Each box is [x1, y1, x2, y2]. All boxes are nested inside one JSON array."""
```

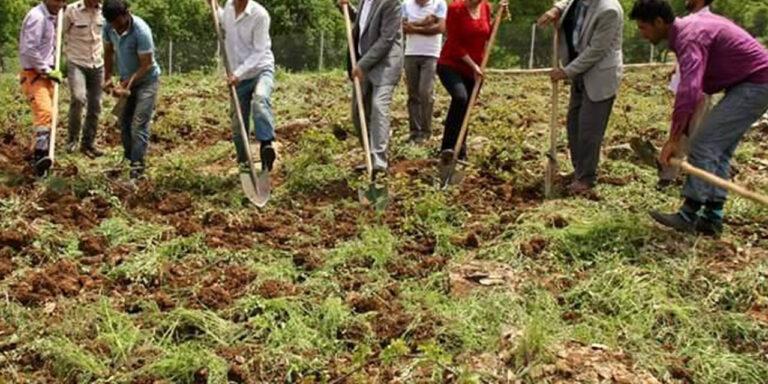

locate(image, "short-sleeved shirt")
[[64, 1, 104, 68], [402, 0, 447, 58], [103, 15, 161, 83]]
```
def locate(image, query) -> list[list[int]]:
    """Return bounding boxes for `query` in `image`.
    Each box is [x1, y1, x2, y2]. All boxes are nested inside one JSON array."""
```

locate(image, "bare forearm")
[[104, 50, 114, 82], [410, 22, 445, 35]]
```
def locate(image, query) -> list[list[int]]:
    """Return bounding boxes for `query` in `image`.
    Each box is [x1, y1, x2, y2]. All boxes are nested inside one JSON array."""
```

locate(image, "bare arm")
[[406, 17, 446, 35], [123, 53, 154, 88], [104, 42, 114, 84]]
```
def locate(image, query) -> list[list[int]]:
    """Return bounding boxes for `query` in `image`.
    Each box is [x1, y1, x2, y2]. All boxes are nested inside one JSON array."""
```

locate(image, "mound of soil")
[[11, 260, 102, 305]]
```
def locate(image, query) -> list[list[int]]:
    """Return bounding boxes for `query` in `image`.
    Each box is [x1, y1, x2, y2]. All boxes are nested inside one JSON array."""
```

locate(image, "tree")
[[0, 0, 33, 72]]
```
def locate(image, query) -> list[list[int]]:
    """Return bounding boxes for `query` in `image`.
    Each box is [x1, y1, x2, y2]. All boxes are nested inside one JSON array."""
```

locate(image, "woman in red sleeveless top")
[[437, 0, 492, 162]]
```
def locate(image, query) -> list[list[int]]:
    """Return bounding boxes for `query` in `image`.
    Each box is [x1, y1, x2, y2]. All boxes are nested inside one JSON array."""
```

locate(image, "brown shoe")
[[568, 180, 593, 196]]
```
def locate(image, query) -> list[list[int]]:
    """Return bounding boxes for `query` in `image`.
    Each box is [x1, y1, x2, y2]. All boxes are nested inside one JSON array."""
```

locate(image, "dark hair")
[[103, 0, 129, 22], [629, 0, 676, 24], [705, 0, 714, 5]]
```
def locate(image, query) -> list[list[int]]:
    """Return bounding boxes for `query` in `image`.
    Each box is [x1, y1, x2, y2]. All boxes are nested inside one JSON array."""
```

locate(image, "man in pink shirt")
[[630, 0, 768, 237]]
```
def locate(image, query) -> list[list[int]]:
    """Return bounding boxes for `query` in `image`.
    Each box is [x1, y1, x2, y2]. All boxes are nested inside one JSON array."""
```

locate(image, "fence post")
[[319, 30, 325, 71], [168, 40, 174, 76], [529, 24, 536, 69], [216, 40, 222, 74], [649, 43, 655, 64]]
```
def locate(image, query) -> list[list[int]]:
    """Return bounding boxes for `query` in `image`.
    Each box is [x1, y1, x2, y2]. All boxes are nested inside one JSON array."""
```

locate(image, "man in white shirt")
[[402, 0, 446, 144], [64, 0, 105, 157], [221, 0, 277, 172]]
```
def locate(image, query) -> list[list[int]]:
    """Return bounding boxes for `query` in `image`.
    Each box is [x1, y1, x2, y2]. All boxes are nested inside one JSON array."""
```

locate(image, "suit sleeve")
[[562, 8, 622, 78], [357, 0, 401, 72]]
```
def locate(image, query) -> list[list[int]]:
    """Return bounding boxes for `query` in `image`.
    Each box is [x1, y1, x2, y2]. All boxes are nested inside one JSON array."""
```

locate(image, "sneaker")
[[260, 143, 276, 172], [649, 211, 696, 233], [66, 142, 78, 154], [81, 146, 104, 158], [695, 218, 723, 238]]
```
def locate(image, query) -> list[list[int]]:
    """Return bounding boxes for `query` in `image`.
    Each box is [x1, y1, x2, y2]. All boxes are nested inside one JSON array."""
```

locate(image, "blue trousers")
[[231, 71, 276, 164], [684, 82, 768, 203]]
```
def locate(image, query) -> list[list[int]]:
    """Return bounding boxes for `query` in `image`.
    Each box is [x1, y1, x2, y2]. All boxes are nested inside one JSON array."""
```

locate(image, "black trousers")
[[437, 64, 476, 160]]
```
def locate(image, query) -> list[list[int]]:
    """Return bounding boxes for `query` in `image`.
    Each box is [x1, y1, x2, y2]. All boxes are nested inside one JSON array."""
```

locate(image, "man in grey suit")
[[538, 0, 624, 195], [340, 0, 404, 177]]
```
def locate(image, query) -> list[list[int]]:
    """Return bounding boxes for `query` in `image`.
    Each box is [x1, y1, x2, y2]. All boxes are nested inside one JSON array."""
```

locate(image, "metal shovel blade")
[[358, 182, 388, 210], [544, 153, 559, 198], [254, 170, 271, 208], [239, 172, 262, 207], [439, 160, 466, 189], [629, 137, 660, 169], [112, 96, 128, 118]]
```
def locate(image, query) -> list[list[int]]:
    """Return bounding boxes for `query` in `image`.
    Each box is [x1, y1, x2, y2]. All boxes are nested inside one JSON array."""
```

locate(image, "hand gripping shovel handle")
[[671, 158, 768, 206], [450, 3, 507, 160], [342, 3, 374, 180], [48, 9, 65, 162], [111, 76, 135, 118], [545, 28, 561, 198]]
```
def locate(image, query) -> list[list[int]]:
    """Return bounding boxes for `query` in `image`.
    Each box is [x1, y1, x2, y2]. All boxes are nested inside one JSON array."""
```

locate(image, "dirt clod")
[[521, 236, 548, 257], [0, 229, 30, 251], [79, 234, 109, 256], [11, 260, 100, 305]]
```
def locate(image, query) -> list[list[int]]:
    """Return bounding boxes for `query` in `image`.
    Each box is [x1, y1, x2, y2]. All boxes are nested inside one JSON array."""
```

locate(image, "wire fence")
[[1, 28, 665, 75]]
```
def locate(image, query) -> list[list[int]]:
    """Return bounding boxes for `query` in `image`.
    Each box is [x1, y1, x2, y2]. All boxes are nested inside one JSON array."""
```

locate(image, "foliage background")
[[1, 0, 767, 72]]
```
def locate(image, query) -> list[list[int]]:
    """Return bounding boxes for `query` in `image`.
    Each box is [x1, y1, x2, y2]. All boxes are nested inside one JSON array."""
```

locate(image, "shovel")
[[630, 137, 768, 206], [342, 3, 387, 208], [544, 29, 561, 198], [439, 3, 508, 188], [110, 77, 134, 119], [208, 0, 270, 208], [40, 8, 65, 175]]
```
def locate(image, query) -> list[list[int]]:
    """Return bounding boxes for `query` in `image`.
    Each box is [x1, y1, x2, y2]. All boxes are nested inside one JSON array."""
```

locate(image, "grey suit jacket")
[[555, 0, 624, 102], [345, 0, 404, 86]]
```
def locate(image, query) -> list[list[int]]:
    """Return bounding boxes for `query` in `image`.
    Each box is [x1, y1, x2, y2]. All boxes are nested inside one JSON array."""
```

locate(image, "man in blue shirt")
[[102, 0, 161, 180]]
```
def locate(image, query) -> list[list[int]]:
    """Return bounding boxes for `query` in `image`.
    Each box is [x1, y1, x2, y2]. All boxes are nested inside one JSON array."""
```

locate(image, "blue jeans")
[[684, 82, 768, 203], [231, 71, 276, 164], [120, 79, 159, 166]]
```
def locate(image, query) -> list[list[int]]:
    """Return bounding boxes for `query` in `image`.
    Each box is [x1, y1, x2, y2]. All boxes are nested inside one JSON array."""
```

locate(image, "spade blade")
[[358, 183, 388, 211], [253, 170, 271, 208], [629, 137, 660, 169]]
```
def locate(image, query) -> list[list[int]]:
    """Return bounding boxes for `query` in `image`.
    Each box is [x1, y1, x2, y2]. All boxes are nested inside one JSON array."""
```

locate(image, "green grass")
[[1, 69, 767, 383]]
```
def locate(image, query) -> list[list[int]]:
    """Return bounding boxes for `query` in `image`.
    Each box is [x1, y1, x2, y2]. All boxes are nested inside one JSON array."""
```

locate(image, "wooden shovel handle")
[[672, 159, 768, 206], [342, 3, 374, 178], [48, 9, 65, 162], [451, 3, 508, 157], [544, 28, 561, 198]]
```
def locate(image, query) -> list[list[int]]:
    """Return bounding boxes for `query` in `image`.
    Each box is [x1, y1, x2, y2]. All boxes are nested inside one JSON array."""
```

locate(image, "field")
[[0, 68, 767, 383]]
